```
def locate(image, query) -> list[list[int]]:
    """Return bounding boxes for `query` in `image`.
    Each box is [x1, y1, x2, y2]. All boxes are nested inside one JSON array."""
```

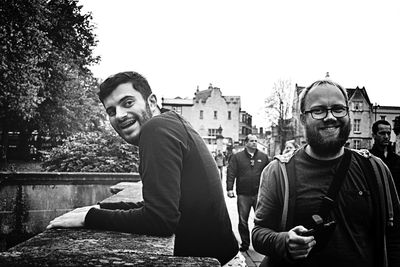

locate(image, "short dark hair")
[[98, 71, 153, 103], [372, 120, 391, 134], [244, 134, 256, 143], [299, 80, 349, 113]]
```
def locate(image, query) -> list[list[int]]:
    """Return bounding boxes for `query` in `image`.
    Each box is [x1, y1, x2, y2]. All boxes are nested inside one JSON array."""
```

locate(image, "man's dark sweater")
[[370, 144, 400, 194], [227, 148, 269, 195], [85, 111, 238, 265]]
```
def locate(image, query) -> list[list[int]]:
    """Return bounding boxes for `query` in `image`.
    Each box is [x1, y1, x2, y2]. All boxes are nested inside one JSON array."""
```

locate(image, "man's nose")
[[115, 106, 127, 119], [324, 110, 337, 121]]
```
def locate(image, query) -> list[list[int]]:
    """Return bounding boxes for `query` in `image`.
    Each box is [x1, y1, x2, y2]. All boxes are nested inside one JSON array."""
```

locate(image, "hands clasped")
[[286, 225, 317, 260], [46, 204, 100, 229]]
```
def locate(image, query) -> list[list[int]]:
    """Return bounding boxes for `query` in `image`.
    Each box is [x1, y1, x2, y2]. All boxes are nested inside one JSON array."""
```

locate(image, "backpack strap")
[[278, 161, 289, 230], [369, 156, 394, 227], [318, 148, 352, 219]]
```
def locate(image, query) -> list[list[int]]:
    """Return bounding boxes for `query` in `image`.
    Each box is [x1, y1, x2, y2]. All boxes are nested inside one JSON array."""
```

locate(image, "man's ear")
[[147, 94, 158, 114], [300, 113, 306, 125]]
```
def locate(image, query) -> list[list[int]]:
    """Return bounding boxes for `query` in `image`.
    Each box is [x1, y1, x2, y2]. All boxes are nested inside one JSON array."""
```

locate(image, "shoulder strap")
[[370, 156, 394, 227], [278, 161, 289, 230], [318, 148, 352, 218]]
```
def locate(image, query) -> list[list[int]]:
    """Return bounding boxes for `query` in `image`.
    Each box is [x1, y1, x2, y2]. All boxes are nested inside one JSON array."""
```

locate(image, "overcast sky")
[[80, 0, 400, 127]]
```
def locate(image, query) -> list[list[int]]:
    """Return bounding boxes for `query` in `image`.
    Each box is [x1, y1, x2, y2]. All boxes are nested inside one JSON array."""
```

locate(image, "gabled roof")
[[346, 87, 372, 106], [194, 89, 212, 102]]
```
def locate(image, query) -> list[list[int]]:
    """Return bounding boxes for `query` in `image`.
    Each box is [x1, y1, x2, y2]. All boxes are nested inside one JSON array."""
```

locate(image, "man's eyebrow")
[[118, 95, 135, 103]]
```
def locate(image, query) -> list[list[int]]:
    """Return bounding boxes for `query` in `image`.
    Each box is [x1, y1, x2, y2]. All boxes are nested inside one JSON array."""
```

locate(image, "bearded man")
[[47, 71, 239, 265], [252, 79, 400, 267]]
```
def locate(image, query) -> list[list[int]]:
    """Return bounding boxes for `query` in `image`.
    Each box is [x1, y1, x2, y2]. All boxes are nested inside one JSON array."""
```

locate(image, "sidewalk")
[[222, 168, 264, 267]]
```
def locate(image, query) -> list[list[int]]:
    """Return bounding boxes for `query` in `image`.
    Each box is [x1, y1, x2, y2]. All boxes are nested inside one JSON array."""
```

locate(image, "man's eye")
[[311, 108, 325, 115], [332, 106, 346, 112], [124, 100, 134, 107]]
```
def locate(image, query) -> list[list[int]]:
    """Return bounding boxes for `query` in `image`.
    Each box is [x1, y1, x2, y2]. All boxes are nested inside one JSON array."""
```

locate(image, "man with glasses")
[[370, 119, 400, 193], [252, 80, 400, 267], [227, 134, 269, 252]]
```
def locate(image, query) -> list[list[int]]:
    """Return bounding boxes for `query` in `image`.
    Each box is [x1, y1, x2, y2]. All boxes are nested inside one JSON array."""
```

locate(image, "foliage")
[[264, 79, 294, 127], [41, 129, 139, 173], [0, 0, 101, 161], [264, 79, 296, 153]]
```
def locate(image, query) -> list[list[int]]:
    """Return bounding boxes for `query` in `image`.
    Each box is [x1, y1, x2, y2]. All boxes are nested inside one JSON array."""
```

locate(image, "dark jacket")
[[370, 144, 400, 194], [85, 111, 238, 265], [227, 148, 269, 195]]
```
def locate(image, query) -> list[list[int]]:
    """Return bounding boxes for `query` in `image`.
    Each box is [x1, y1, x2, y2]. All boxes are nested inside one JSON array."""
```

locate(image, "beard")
[[305, 120, 351, 156], [138, 104, 153, 126]]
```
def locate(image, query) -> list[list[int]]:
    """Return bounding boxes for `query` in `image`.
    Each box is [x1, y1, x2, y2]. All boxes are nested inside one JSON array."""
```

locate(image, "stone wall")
[[0, 179, 220, 266]]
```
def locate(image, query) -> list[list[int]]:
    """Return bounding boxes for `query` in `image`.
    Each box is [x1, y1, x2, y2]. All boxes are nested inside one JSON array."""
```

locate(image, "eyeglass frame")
[[303, 105, 349, 120]]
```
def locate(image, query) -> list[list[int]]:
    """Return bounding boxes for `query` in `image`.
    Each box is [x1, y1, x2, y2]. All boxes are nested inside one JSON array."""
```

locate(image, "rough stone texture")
[[106, 182, 143, 203], [0, 182, 220, 266], [0, 250, 220, 266]]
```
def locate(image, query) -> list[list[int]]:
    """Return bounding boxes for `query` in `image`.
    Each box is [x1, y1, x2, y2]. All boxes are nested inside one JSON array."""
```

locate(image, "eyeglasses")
[[303, 105, 348, 120]]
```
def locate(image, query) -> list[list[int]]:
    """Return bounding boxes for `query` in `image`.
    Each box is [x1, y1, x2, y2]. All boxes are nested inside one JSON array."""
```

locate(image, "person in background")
[[282, 139, 300, 155], [215, 150, 226, 179], [370, 119, 400, 193], [47, 71, 240, 266], [252, 79, 400, 267], [227, 134, 270, 252]]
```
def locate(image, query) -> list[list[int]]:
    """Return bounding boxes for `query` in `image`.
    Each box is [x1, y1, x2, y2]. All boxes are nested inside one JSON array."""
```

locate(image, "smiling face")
[[301, 83, 350, 156], [103, 82, 154, 145]]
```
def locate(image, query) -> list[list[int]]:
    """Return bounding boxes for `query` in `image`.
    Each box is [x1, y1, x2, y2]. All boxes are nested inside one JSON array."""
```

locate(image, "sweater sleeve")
[[85, 117, 183, 236], [252, 160, 290, 261], [226, 154, 237, 191]]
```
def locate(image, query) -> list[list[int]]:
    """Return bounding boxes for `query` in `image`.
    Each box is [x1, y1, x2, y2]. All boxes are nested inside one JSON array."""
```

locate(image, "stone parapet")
[[0, 181, 220, 266]]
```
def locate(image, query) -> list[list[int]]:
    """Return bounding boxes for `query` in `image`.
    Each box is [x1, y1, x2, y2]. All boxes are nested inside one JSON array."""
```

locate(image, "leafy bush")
[[41, 130, 139, 172]]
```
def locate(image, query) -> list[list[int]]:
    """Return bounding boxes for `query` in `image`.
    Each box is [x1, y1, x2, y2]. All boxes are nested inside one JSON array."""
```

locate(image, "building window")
[[208, 129, 218, 136], [214, 111, 217, 119], [353, 139, 361, 149], [172, 106, 182, 115], [228, 111, 231, 120], [352, 101, 363, 111], [353, 119, 361, 132], [380, 116, 386, 120], [200, 110, 203, 119]]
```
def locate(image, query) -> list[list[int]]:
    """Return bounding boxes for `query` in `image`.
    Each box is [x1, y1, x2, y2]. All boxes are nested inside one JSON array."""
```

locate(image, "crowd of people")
[[47, 72, 400, 267]]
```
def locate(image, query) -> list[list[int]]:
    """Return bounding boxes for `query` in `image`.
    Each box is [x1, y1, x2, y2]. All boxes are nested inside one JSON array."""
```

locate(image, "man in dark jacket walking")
[[227, 134, 269, 251], [370, 119, 400, 193]]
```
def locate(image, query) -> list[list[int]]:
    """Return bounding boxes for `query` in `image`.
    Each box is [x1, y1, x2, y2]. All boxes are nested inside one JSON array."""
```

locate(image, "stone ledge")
[[0, 181, 220, 266]]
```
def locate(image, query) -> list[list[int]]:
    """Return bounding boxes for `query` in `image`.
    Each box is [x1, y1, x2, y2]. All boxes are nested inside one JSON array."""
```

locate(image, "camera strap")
[[318, 148, 352, 219]]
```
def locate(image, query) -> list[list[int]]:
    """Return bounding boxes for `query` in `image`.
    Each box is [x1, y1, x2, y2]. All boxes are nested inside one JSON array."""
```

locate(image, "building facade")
[[162, 84, 251, 152]]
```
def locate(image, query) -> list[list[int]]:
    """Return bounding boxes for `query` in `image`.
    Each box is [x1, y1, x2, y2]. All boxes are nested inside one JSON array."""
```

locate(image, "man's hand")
[[227, 190, 235, 198], [286, 225, 316, 260], [46, 205, 100, 229]]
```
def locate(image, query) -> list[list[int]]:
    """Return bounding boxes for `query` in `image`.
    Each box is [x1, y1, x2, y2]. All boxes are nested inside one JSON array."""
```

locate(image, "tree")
[[0, 0, 100, 163], [41, 129, 139, 173], [264, 79, 295, 154]]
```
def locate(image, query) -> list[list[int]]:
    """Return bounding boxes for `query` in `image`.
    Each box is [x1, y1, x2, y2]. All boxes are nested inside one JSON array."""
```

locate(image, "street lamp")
[[373, 103, 380, 121]]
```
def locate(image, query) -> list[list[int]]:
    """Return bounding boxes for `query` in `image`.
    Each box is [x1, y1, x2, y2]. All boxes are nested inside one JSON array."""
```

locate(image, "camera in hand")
[[299, 214, 336, 237]]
